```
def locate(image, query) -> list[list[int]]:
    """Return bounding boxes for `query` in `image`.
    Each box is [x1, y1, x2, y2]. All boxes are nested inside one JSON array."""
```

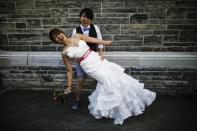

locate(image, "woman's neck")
[[63, 39, 71, 46]]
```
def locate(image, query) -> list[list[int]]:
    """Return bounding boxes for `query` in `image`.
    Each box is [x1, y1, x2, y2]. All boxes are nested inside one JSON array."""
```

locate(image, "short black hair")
[[49, 28, 65, 43], [79, 8, 94, 20]]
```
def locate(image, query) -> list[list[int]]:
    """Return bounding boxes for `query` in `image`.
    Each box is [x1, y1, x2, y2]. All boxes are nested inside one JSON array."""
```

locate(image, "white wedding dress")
[[64, 40, 156, 125]]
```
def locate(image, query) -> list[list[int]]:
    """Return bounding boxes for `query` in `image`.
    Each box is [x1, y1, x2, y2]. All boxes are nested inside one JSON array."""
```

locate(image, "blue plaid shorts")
[[75, 63, 87, 77]]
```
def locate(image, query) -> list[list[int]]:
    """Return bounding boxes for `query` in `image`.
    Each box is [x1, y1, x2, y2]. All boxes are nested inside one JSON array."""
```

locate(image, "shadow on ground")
[[0, 90, 197, 131]]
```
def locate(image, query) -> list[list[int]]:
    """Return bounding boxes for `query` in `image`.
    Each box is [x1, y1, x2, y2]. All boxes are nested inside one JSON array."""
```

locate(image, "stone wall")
[[1, 65, 197, 95], [0, 0, 197, 52], [0, 52, 197, 95], [0, 0, 197, 95]]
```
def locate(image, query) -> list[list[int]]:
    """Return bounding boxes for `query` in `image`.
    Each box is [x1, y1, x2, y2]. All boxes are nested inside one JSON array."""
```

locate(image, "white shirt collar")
[[80, 24, 90, 29]]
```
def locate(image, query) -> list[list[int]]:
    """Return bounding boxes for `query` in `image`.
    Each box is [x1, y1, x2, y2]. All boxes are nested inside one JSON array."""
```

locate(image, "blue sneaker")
[[71, 100, 80, 110]]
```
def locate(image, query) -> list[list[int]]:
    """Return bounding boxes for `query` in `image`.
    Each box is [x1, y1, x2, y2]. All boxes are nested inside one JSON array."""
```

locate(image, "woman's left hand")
[[106, 41, 112, 45]]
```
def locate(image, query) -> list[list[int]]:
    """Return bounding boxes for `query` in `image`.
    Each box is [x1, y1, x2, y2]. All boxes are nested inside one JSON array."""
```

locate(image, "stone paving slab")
[[0, 90, 197, 131]]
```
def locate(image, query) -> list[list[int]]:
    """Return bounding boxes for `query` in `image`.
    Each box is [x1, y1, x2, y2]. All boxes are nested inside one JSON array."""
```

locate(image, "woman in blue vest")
[[71, 8, 104, 110]]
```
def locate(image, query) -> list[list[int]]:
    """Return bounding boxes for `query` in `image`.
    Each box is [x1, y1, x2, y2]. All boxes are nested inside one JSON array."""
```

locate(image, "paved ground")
[[0, 89, 197, 131]]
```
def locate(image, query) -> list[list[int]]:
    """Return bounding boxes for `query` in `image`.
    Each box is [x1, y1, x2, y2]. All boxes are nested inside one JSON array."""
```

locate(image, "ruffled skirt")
[[80, 52, 156, 125]]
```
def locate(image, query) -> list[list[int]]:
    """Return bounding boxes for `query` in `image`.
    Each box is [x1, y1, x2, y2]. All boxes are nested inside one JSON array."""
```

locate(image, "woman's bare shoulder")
[[61, 46, 69, 56], [69, 35, 80, 46]]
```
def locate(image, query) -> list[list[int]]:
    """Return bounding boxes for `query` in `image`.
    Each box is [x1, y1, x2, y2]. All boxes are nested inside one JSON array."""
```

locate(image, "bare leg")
[[75, 76, 86, 101]]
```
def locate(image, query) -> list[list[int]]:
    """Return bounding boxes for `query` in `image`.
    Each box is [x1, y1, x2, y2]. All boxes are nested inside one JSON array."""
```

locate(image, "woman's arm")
[[76, 33, 112, 46], [61, 52, 72, 93]]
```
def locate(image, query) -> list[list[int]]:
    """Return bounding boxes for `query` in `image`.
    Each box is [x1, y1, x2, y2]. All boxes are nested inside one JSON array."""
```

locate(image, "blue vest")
[[76, 24, 98, 52]]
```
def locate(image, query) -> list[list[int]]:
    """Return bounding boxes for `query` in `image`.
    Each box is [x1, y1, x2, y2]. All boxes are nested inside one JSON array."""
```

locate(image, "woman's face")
[[55, 33, 67, 44], [80, 13, 91, 26]]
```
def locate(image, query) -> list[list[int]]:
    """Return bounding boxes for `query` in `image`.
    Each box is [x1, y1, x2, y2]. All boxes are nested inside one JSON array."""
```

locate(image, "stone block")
[[35, 2, 82, 9], [11, 29, 47, 34], [163, 35, 179, 42], [42, 41, 56, 46], [149, 13, 166, 19], [7, 14, 51, 19], [138, 7, 166, 14], [185, 47, 196, 52], [0, 23, 15, 32], [125, 0, 146, 8], [130, 14, 148, 24], [183, 71, 197, 81], [20, 66, 41, 70], [9, 41, 41, 46], [102, 8, 137, 13], [16, 23, 26, 29], [113, 41, 142, 46], [167, 25, 197, 30], [88, 0, 124, 2], [168, 19, 197, 24], [8, 34, 42, 42], [163, 42, 196, 47], [147, 1, 175, 8], [102, 2, 125, 8], [30, 45, 57, 52], [42, 18, 62, 25], [0, 15, 7, 22], [105, 46, 153, 52], [51, 8, 69, 17], [0, 45, 30, 51], [163, 81, 192, 90], [121, 24, 166, 30], [95, 13, 129, 17], [101, 35, 113, 40], [36, 0, 85, 2], [0, 2, 15, 14], [36, 70, 47, 74], [144, 35, 162, 46], [100, 25, 120, 34], [16, 0, 35, 9], [167, 8, 187, 19], [26, 19, 42, 28], [63, 18, 79, 25], [121, 30, 138, 35], [175, 0, 197, 7], [0, 34, 8, 45], [16, 9, 51, 15], [82, 2, 101, 13], [114, 35, 142, 41], [148, 20, 166, 24], [69, 9, 83, 16], [180, 30, 197, 42], [188, 8, 197, 12], [187, 13, 197, 19], [94, 18, 129, 24], [153, 30, 179, 35], [154, 47, 185, 52], [0, 70, 10, 78]]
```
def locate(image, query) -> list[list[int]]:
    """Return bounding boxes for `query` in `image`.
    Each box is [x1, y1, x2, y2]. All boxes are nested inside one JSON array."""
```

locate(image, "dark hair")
[[79, 8, 94, 20], [49, 28, 65, 43]]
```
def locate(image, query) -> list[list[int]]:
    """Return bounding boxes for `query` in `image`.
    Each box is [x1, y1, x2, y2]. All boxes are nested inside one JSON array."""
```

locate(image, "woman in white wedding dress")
[[49, 28, 156, 125]]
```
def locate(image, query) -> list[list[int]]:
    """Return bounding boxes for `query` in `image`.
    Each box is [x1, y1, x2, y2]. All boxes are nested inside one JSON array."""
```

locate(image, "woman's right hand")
[[64, 86, 72, 95]]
